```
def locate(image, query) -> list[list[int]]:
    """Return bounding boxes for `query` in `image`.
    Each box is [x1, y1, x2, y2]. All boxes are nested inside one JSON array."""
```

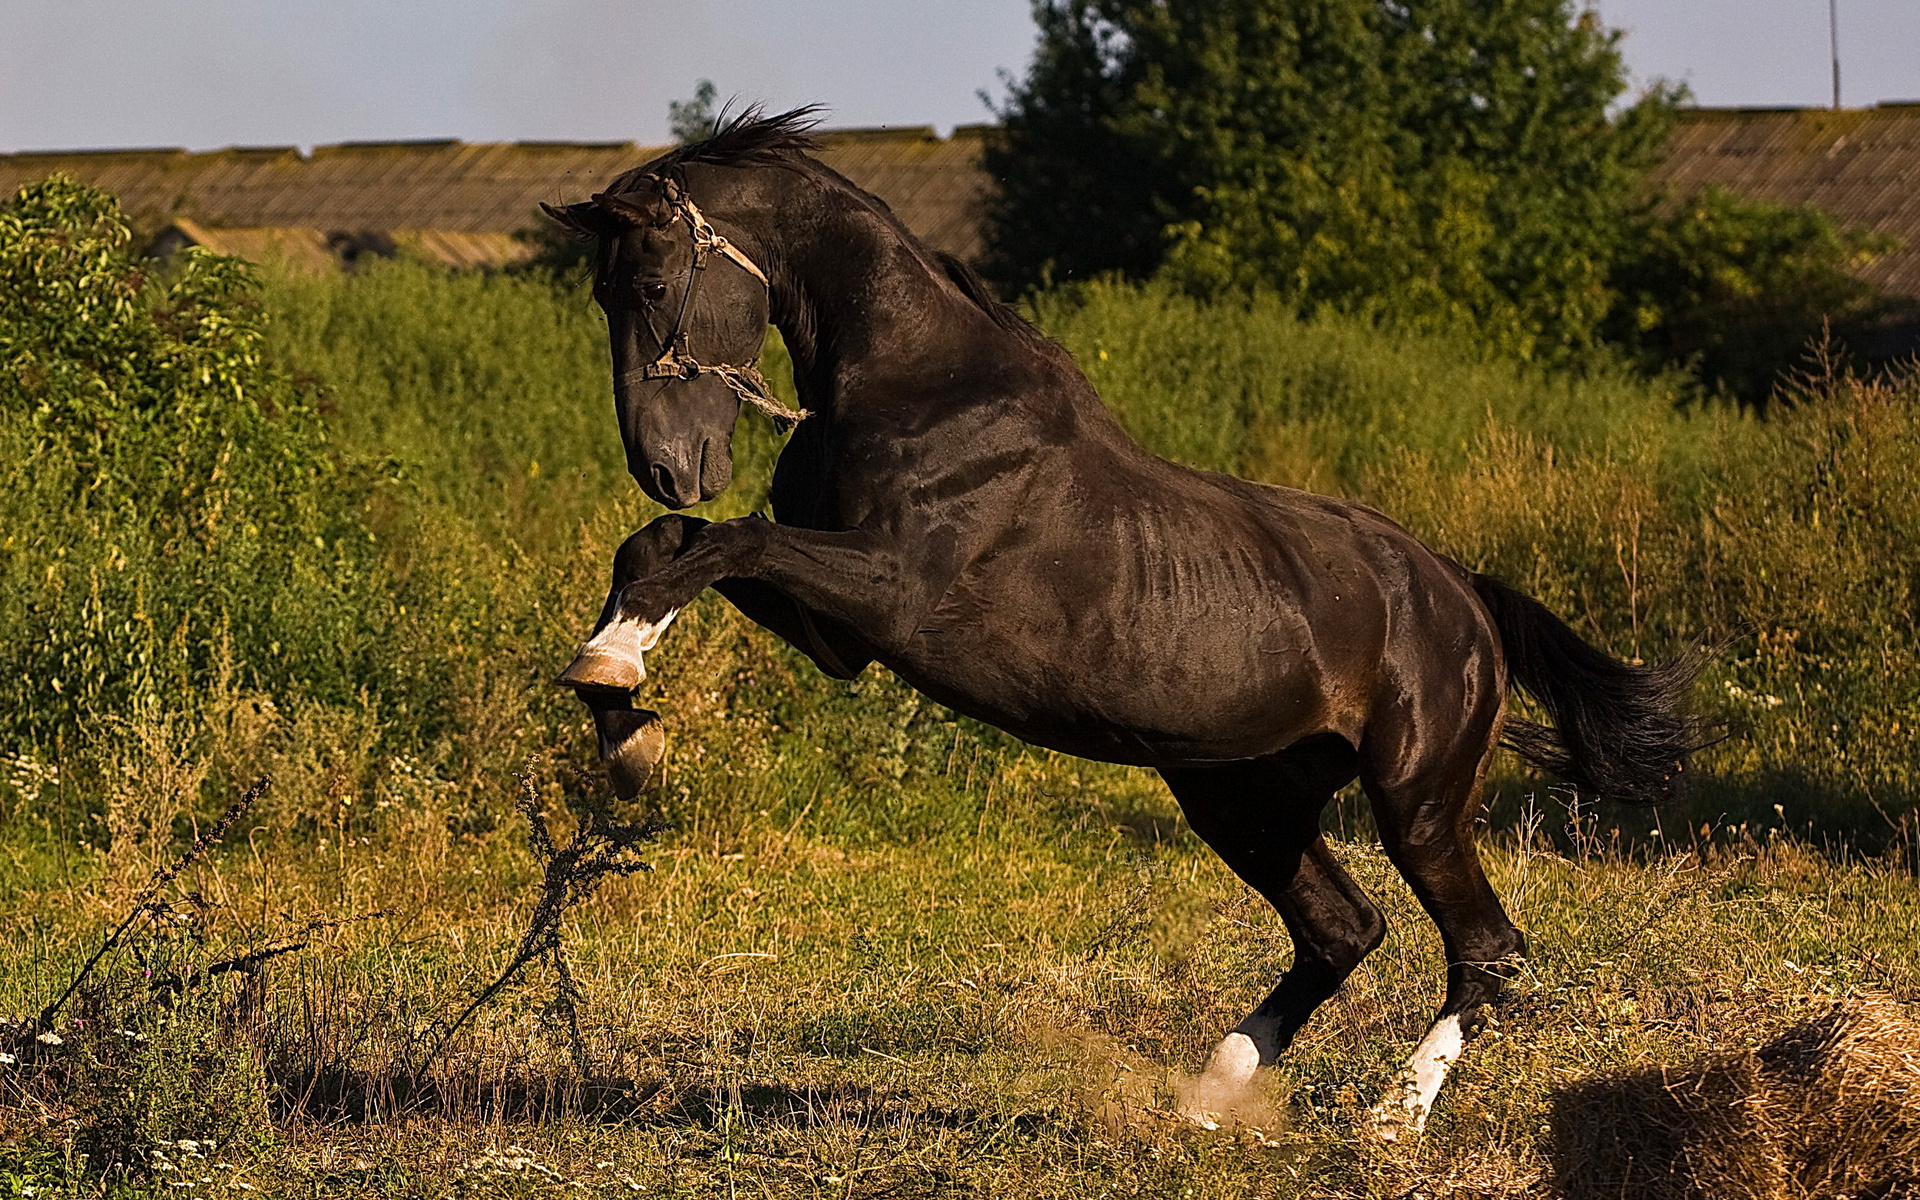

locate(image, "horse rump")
[[1471, 573, 1706, 806]]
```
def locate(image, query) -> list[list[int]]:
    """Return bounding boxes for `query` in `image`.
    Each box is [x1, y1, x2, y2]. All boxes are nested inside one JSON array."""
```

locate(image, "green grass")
[[4, 248, 1919, 1198], [2, 752, 1914, 1197]]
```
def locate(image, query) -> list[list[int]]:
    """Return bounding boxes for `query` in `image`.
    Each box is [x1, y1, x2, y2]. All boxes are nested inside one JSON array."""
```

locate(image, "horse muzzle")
[[629, 434, 732, 509]]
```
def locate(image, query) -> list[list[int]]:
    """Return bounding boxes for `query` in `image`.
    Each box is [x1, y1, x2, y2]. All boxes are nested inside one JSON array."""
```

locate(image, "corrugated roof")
[[1648, 104, 1920, 300], [34, 109, 1914, 299], [157, 218, 338, 273], [0, 126, 995, 267]]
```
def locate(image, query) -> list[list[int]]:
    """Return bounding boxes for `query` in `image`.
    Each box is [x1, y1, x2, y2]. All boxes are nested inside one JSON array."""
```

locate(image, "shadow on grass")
[[270, 1063, 1042, 1137]]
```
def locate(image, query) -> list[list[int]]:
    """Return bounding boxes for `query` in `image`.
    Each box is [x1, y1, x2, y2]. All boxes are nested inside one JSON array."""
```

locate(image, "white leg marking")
[[1370, 1013, 1465, 1142], [580, 606, 680, 681], [1177, 1031, 1262, 1130]]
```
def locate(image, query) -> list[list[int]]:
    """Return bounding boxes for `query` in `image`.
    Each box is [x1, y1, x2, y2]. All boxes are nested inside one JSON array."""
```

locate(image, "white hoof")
[[1202, 1031, 1261, 1087]]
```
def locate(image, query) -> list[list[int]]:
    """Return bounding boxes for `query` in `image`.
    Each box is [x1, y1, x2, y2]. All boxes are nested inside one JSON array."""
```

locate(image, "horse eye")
[[637, 281, 668, 304]]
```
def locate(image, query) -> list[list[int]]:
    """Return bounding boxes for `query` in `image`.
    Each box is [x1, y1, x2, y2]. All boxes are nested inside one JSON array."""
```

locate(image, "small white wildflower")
[[34, 1030, 62, 1045], [0, 1052, 15, 1064]]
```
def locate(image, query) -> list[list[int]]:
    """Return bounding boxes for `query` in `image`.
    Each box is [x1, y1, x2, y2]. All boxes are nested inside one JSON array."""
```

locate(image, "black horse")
[[544, 109, 1699, 1136]]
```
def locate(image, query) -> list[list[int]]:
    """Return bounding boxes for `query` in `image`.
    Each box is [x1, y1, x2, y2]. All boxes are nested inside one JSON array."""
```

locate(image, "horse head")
[[543, 172, 780, 509]]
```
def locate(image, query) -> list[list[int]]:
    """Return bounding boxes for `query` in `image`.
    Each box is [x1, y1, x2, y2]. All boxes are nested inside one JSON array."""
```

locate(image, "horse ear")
[[591, 190, 673, 228], [540, 201, 603, 238]]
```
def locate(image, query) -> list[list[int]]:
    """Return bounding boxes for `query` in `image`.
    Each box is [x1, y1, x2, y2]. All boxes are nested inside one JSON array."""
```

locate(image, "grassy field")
[[3, 212, 1920, 1197]]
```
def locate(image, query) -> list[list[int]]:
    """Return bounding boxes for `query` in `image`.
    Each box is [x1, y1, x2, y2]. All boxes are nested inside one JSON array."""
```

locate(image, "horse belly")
[[890, 573, 1369, 767]]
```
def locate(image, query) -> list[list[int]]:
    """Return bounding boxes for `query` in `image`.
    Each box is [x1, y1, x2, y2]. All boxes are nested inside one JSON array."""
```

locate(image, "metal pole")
[[1830, 0, 1841, 109]]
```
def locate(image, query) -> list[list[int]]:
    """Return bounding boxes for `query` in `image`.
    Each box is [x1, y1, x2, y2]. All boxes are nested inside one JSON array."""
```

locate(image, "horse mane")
[[934, 250, 1065, 358], [605, 105, 826, 195]]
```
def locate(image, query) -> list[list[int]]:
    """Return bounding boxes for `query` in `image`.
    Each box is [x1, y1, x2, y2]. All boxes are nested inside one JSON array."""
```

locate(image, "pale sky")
[[3, 1, 1917, 154]]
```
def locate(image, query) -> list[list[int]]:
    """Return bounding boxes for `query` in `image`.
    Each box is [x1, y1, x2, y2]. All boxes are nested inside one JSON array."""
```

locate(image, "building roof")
[[11, 107, 1916, 299], [0, 126, 995, 268], [1647, 103, 1920, 300]]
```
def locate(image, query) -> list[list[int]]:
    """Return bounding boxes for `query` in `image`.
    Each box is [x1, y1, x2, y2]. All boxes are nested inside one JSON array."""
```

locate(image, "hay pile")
[[1552, 996, 1920, 1199]]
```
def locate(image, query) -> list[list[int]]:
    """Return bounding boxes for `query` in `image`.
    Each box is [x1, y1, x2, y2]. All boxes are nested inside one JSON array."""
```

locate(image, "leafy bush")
[[0, 177, 380, 753], [986, 1, 1898, 399], [1605, 185, 1899, 407]]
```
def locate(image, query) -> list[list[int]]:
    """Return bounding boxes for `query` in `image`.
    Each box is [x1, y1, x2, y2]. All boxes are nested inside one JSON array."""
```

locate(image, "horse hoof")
[[597, 707, 667, 798], [1200, 1031, 1261, 1088], [1368, 1099, 1423, 1144], [557, 650, 643, 694], [1176, 1031, 1261, 1129]]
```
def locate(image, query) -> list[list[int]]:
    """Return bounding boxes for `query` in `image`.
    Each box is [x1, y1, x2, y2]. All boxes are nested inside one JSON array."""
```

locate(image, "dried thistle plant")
[[419, 772, 659, 1081], [25, 776, 271, 1044]]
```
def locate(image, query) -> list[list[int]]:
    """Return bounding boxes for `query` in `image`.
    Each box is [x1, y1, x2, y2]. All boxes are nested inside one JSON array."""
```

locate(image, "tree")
[[669, 80, 721, 146], [985, 0, 1680, 359]]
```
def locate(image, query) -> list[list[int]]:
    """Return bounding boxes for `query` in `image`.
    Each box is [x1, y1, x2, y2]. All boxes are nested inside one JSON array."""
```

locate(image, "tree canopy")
[[984, 0, 1680, 359]]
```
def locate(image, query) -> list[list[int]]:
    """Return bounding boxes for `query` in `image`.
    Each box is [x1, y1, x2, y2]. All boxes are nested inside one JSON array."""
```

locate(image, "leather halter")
[[605, 176, 808, 431]]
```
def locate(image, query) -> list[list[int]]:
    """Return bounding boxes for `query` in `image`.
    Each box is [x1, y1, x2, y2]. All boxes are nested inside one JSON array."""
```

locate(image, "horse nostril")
[[651, 462, 677, 500]]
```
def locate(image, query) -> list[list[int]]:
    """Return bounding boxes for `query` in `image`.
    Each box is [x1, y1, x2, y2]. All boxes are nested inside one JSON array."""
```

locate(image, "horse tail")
[[1470, 574, 1704, 806]]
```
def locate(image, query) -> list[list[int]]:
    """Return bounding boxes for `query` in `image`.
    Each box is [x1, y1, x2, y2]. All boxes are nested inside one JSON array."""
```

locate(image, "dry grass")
[[1552, 996, 1920, 1199], [3, 718, 1917, 1198]]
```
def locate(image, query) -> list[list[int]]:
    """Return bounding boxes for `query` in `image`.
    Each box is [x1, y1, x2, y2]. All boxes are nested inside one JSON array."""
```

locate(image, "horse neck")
[[725, 168, 965, 419]]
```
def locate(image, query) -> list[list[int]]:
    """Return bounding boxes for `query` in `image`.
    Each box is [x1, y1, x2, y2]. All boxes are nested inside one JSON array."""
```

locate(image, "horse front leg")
[[559, 514, 915, 696], [560, 514, 711, 797]]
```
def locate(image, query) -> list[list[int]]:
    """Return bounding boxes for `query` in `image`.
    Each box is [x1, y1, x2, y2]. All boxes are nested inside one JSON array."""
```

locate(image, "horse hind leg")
[[1160, 741, 1385, 1126], [1360, 723, 1525, 1141]]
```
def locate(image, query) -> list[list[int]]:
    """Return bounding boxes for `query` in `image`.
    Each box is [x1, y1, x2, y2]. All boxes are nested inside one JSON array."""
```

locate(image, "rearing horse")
[[544, 109, 1699, 1136]]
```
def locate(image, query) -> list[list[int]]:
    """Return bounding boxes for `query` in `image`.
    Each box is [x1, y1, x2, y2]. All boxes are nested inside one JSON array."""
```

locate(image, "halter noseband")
[[606, 175, 808, 432]]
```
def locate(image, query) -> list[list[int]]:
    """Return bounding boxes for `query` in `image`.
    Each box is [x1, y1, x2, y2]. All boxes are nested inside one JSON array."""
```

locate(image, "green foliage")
[[1605, 185, 1899, 406], [669, 79, 722, 146], [0, 177, 380, 752], [986, 0, 1678, 358], [987, 0, 1899, 399]]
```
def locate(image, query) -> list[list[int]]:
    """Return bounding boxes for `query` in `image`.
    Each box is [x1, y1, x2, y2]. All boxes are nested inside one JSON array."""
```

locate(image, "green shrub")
[[0, 177, 380, 753], [985, 0, 1676, 362], [1605, 186, 1899, 407]]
